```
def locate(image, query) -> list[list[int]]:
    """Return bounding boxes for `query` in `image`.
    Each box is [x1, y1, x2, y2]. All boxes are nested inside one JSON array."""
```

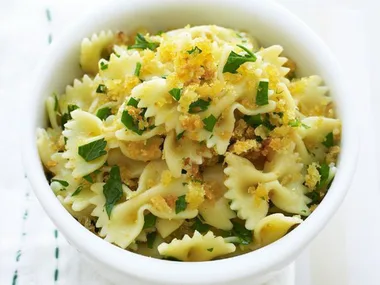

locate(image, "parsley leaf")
[[231, 221, 253, 245], [317, 163, 330, 190], [100, 61, 108, 70], [288, 119, 310, 129], [96, 84, 107, 94], [243, 114, 262, 128], [203, 114, 217, 132], [78, 138, 107, 162], [127, 97, 139, 107], [128, 33, 159, 51], [83, 173, 93, 183], [96, 107, 112, 121], [169, 88, 182, 101], [103, 166, 123, 218], [175, 195, 187, 214], [188, 99, 210, 114], [147, 232, 157, 249], [143, 213, 157, 229], [187, 46, 202, 55], [134, 62, 142, 77], [71, 186, 83, 197], [61, 104, 79, 128], [256, 81, 269, 106], [192, 217, 210, 233], [223, 44, 256, 74], [51, 179, 69, 187], [306, 190, 321, 205], [207, 248, 214, 252], [121, 110, 143, 135], [176, 131, 185, 140], [322, 132, 334, 148]]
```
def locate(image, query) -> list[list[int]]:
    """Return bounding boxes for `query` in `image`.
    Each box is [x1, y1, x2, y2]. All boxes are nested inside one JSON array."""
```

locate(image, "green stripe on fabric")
[[46, 9, 52, 22], [54, 230, 60, 283], [12, 271, 18, 285], [54, 269, 59, 282]]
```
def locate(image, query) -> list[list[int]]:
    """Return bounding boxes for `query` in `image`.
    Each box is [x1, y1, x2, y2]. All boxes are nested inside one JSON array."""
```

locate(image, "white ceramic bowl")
[[23, 0, 357, 284]]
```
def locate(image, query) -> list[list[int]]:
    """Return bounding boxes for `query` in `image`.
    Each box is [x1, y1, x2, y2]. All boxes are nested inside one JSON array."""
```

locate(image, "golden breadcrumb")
[[326, 145, 340, 164], [305, 163, 321, 190], [229, 139, 259, 155], [185, 181, 205, 209], [121, 137, 163, 162], [180, 114, 204, 131], [160, 170, 173, 186], [150, 195, 172, 214]]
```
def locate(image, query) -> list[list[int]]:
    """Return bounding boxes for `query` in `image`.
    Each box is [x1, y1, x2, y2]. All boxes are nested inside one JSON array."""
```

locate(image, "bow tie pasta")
[[38, 25, 341, 261]]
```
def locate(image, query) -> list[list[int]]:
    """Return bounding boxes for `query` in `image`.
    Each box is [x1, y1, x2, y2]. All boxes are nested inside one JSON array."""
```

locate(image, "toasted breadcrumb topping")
[[305, 163, 321, 190]]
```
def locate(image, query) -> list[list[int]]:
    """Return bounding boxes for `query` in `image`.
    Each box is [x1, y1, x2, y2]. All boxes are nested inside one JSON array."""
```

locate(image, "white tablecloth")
[[1, 1, 379, 284]]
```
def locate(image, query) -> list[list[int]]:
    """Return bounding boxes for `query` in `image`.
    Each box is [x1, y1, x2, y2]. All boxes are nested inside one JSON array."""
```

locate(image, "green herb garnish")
[[187, 46, 202, 55], [143, 213, 157, 229], [83, 173, 93, 183], [176, 131, 185, 140], [243, 114, 262, 128], [192, 217, 210, 233], [103, 166, 123, 218], [61, 104, 79, 128], [96, 84, 107, 94], [256, 81, 269, 106], [288, 119, 310, 129], [175, 195, 187, 214], [51, 179, 69, 187], [134, 62, 142, 77], [223, 44, 256, 74], [207, 248, 214, 252], [317, 163, 330, 189], [127, 97, 140, 107], [96, 107, 112, 121], [322, 132, 334, 148], [231, 221, 253, 245], [78, 138, 107, 162], [121, 110, 143, 135], [71, 186, 83, 197], [100, 61, 108, 70], [128, 33, 159, 51], [203, 114, 217, 132], [54, 94, 58, 111], [147, 232, 157, 249], [169, 88, 182, 101], [188, 99, 210, 114], [306, 191, 320, 205]]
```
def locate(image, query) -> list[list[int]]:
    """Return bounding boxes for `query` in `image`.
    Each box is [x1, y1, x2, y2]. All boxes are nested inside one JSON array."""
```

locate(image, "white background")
[[0, 0, 379, 284]]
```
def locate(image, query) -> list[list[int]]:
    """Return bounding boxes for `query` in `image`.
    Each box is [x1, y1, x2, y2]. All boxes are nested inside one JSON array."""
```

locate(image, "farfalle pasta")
[[37, 25, 341, 261]]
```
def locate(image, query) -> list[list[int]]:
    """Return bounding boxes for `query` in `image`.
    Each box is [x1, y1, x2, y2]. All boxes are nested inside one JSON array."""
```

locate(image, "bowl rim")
[[22, 0, 358, 283]]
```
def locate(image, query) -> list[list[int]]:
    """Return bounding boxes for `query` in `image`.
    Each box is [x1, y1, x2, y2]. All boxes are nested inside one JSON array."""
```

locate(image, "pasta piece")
[[163, 131, 212, 177], [289, 76, 331, 116], [37, 128, 62, 171], [119, 137, 163, 162], [107, 148, 147, 179], [80, 30, 114, 74], [46, 95, 59, 130], [157, 231, 236, 261], [224, 153, 277, 230], [298, 117, 341, 145], [199, 165, 236, 230], [156, 218, 184, 238], [62, 110, 108, 178], [253, 213, 302, 247], [99, 51, 142, 80], [257, 45, 289, 81]]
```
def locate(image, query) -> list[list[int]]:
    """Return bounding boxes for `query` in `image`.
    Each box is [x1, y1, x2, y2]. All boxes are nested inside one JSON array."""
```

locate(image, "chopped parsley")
[[231, 221, 253, 245], [187, 46, 202, 55], [71, 186, 83, 197], [203, 114, 217, 132], [128, 33, 159, 51], [143, 213, 157, 229], [207, 248, 214, 252], [288, 119, 310, 129], [169, 88, 182, 101], [317, 163, 330, 190], [223, 44, 256, 74], [78, 138, 107, 162], [188, 99, 210, 114], [127, 97, 140, 107], [121, 110, 143, 135], [134, 62, 142, 77], [103, 166, 123, 218], [51, 179, 69, 187], [147, 232, 157, 249], [192, 217, 210, 233], [256, 81, 269, 106], [61, 104, 79, 128], [83, 173, 93, 183], [100, 61, 108, 70], [175, 195, 187, 214], [322, 132, 334, 148], [306, 190, 321, 205], [96, 107, 112, 121], [96, 84, 107, 94], [176, 131, 185, 140], [243, 114, 262, 128]]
